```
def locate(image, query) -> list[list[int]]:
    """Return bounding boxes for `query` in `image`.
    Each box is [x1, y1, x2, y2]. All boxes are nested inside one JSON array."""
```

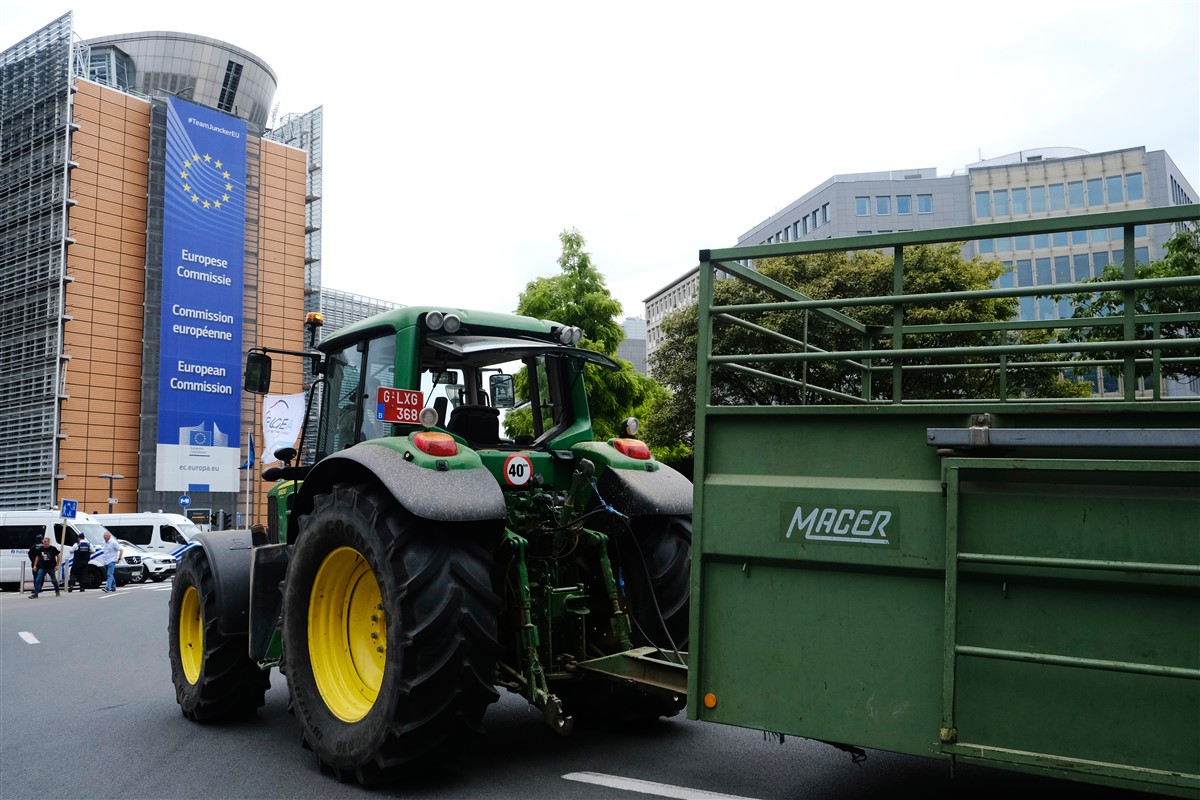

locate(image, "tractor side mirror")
[[490, 374, 515, 409], [245, 352, 272, 395]]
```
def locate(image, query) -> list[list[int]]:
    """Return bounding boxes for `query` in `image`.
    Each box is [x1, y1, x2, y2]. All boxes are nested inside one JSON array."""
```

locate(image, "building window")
[[822, 203, 830, 224], [1035, 258, 1052, 285], [978, 238, 994, 254], [856, 197, 870, 216], [1087, 178, 1104, 206], [802, 217, 810, 235], [1033, 233, 1049, 249], [1049, 183, 1065, 211], [1012, 187, 1028, 214], [1071, 230, 1087, 245], [996, 236, 1011, 253], [993, 189, 1009, 216], [896, 195, 912, 214], [1031, 185, 1047, 212], [876, 196, 891, 215], [812, 210, 820, 229], [1073, 253, 1090, 281], [857, 230, 872, 236], [1014, 234, 1030, 250], [1106, 175, 1124, 203], [975, 191, 991, 217], [1055, 256, 1072, 283], [917, 194, 933, 214], [1126, 172, 1144, 201], [1090, 228, 1107, 243], [1068, 181, 1084, 209], [1017, 259, 1032, 286]]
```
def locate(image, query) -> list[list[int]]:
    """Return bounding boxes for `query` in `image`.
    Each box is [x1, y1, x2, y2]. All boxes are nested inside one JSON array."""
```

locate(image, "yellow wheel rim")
[[308, 546, 386, 722], [179, 585, 203, 685]]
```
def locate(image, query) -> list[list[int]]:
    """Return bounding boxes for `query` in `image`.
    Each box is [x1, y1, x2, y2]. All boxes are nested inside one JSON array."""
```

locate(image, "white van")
[[93, 512, 199, 558], [0, 510, 138, 591]]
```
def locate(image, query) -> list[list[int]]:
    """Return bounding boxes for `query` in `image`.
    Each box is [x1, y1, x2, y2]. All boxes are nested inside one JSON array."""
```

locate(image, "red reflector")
[[412, 432, 458, 457], [612, 438, 651, 460]]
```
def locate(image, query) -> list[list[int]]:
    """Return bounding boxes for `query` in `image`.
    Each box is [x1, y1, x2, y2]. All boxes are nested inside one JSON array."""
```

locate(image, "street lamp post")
[[99, 473, 124, 507]]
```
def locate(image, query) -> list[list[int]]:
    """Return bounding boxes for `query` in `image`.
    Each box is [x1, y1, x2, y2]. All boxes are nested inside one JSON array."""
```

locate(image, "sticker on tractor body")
[[503, 454, 534, 487]]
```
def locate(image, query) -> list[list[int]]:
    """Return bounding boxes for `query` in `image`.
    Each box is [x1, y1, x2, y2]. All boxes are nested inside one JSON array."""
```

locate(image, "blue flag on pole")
[[239, 434, 255, 470]]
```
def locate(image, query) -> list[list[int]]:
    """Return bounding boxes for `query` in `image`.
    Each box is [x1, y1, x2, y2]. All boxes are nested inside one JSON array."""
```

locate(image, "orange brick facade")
[[60, 79, 305, 524]]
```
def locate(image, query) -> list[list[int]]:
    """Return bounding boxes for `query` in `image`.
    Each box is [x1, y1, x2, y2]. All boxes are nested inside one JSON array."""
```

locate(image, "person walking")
[[28, 537, 61, 598], [99, 530, 123, 593], [68, 534, 93, 592]]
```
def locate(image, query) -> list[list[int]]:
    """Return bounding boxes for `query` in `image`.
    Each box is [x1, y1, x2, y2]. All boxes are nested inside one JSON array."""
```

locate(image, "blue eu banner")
[[155, 98, 246, 492]]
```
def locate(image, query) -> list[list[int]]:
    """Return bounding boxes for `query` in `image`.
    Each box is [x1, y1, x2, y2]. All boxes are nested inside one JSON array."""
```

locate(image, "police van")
[[0, 510, 138, 590], [93, 512, 199, 558]]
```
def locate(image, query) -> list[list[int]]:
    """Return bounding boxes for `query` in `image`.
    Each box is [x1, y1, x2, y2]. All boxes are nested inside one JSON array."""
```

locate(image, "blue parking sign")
[[61, 499, 77, 519], [179, 495, 191, 509]]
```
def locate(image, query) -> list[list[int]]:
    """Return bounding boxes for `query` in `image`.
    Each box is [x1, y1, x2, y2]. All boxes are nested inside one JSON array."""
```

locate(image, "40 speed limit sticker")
[[503, 454, 534, 487]]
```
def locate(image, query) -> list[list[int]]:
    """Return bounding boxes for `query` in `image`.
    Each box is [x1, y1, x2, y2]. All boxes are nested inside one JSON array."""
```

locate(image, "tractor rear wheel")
[[621, 514, 692, 651], [283, 482, 500, 785], [168, 549, 269, 720]]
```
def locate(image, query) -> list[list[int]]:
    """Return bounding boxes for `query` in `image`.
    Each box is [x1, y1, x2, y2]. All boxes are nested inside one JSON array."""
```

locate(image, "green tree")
[[506, 228, 665, 441], [650, 243, 1089, 443], [1065, 228, 1200, 383]]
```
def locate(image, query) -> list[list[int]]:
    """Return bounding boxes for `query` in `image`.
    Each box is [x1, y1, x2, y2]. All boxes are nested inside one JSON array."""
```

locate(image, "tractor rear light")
[[612, 438, 651, 460], [412, 432, 458, 457]]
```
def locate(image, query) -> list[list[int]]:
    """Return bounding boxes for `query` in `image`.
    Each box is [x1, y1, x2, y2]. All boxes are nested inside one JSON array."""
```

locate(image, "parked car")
[[117, 540, 177, 583]]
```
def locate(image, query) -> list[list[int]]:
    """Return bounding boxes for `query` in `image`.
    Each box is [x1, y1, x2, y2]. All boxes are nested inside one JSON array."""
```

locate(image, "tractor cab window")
[[319, 333, 397, 455]]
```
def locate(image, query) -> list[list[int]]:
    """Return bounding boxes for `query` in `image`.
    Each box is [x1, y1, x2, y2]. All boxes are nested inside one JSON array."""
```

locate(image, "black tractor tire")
[[168, 548, 269, 721], [620, 515, 692, 652], [283, 482, 500, 785]]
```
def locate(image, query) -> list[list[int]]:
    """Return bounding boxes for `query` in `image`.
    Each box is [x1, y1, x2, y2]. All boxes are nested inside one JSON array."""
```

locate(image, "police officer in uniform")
[[68, 534, 93, 592]]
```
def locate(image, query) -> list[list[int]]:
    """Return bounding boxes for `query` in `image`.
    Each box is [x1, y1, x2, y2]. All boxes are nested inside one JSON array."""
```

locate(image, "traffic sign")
[[60, 499, 77, 519], [179, 494, 191, 508]]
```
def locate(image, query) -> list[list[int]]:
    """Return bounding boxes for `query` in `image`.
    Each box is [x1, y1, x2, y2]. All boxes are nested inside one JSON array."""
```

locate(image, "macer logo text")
[[784, 505, 894, 545]]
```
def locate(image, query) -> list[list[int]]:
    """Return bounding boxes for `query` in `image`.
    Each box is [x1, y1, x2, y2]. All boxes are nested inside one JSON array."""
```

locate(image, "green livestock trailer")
[[688, 205, 1200, 795]]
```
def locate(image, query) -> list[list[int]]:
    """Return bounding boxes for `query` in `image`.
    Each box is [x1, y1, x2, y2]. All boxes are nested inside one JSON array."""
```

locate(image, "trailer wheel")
[[622, 514, 692, 651], [283, 482, 499, 785], [168, 549, 269, 720]]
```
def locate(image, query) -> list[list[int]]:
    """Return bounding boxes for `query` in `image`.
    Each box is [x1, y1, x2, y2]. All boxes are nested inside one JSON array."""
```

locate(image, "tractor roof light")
[[418, 407, 439, 429], [412, 431, 458, 457], [556, 326, 572, 345], [426, 311, 445, 331], [305, 311, 324, 328], [612, 438, 652, 460], [571, 327, 582, 345], [442, 313, 462, 334], [620, 417, 639, 438]]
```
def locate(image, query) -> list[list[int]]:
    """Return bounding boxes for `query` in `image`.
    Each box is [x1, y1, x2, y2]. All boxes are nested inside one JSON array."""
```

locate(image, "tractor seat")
[[447, 405, 500, 446]]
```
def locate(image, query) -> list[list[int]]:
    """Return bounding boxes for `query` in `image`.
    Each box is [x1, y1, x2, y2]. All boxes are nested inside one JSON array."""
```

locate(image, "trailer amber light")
[[412, 432, 458, 457], [703, 693, 718, 709], [612, 438, 651, 460]]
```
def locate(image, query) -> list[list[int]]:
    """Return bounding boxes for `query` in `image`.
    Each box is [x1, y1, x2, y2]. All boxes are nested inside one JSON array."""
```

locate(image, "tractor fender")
[[293, 443, 507, 528], [595, 460, 693, 518], [188, 530, 255, 637]]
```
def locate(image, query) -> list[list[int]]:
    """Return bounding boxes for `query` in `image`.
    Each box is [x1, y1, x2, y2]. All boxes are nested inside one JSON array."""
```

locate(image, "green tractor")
[[167, 307, 692, 784]]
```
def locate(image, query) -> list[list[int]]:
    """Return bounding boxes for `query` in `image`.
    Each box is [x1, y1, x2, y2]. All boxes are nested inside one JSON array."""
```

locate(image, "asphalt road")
[[0, 582, 1161, 800]]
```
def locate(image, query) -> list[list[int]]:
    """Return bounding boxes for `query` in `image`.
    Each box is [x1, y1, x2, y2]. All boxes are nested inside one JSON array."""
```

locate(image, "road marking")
[[19, 631, 40, 644], [562, 773, 764, 800]]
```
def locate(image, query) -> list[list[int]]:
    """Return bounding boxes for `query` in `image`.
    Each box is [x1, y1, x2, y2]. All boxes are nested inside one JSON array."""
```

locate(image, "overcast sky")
[[6, 1, 1199, 321]]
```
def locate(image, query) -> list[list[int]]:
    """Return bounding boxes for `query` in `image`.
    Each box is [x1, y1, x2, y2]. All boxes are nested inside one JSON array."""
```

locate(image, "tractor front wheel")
[[168, 549, 270, 720], [283, 482, 500, 785]]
